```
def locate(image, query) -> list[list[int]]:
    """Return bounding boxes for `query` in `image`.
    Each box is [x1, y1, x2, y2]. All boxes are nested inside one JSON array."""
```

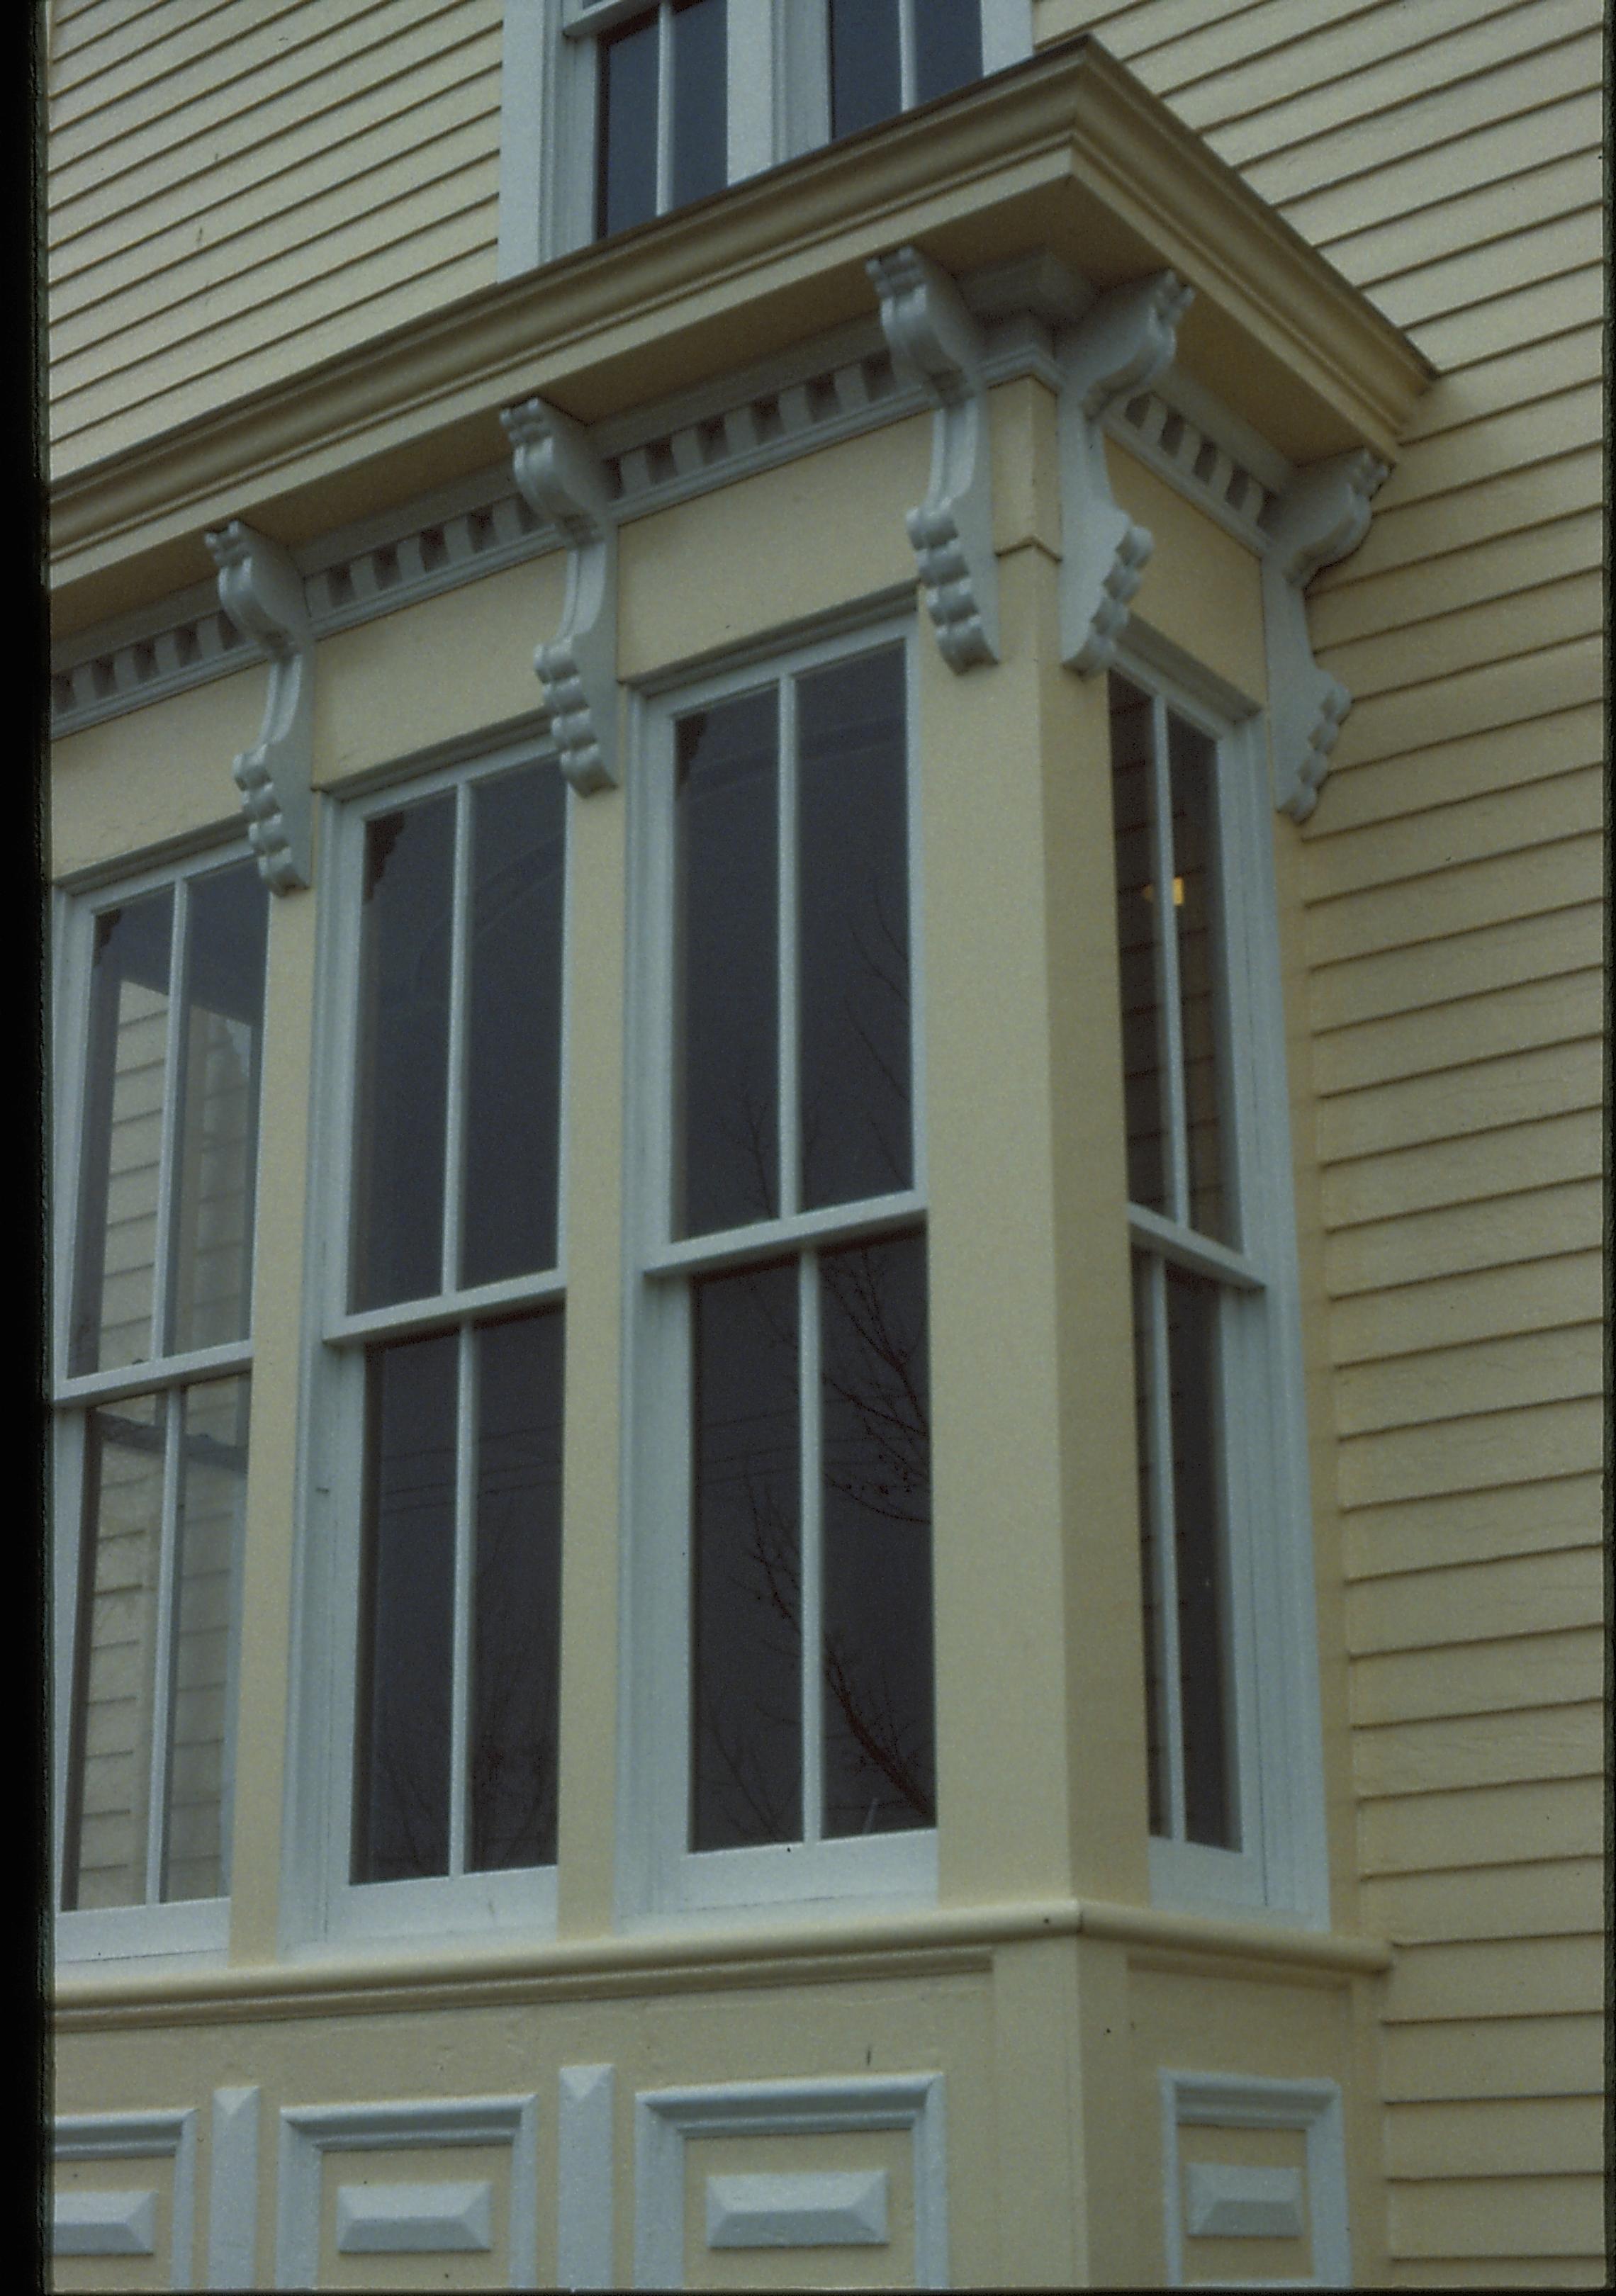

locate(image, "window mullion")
[[897, 0, 917, 107], [144, 1391, 184, 1902], [1150, 694, 1191, 1229], [441, 780, 473, 1296], [148, 879, 190, 1361], [1145, 1251, 1186, 1844], [448, 1321, 476, 1879], [778, 675, 800, 1220], [799, 1248, 823, 1845], [655, 2, 674, 214]]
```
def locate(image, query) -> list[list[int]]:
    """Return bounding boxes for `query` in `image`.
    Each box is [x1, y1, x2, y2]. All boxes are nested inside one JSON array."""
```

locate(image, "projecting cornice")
[[48, 35, 1430, 640]]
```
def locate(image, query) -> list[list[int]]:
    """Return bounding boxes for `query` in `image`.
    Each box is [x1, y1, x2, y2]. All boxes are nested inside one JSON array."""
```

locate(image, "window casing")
[[52, 846, 269, 1962], [621, 620, 937, 1921], [301, 736, 569, 1948]]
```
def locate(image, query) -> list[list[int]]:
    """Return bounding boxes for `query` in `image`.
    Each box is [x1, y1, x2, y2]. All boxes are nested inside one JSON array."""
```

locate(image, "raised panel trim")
[[52, 2185, 158, 2256], [1160, 2070, 1348, 2289], [1184, 2160, 1305, 2239], [53, 2107, 198, 2287], [558, 2062, 616, 2289], [208, 2084, 262, 2289], [333, 2178, 494, 2253], [706, 2166, 889, 2248]]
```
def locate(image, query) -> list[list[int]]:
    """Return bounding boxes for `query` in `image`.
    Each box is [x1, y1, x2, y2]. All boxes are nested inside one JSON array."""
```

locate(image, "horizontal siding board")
[[1359, 1777, 1604, 1874], [1352, 1702, 1604, 1798], [1342, 1473, 1600, 1580], [1305, 767, 1603, 907], [1337, 1397, 1604, 1509], [1410, 261, 1600, 367], [1320, 1110, 1603, 1227], [1347, 1547, 1604, 1653], [1397, 332, 1605, 446], [1308, 905, 1603, 1033], [1328, 1251, 1601, 1362], [1353, 1624, 1604, 1726], [1382, 1937, 1606, 2025], [1319, 150, 1597, 292], [1340, 442, 1601, 581], [1303, 835, 1603, 967], [1326, 1181, 1600, 1300], [1366, 204, 1603, 331], [1331, 1322, 1603, 1434], [1365, 384, 1602, 514], [1077, 0, 1437, 79], [50, 0, 330, 123], [1376, 2263, 1616, 2288], [1361, 1855, 1606, 1943], [1310, 705, 1600, 838], [1149, 0, 1539, 121], [1313, 975, 1604, 1099], [1314, 1040, 1603, 1164], [1337, 636, 1601, 777], [1311, 504, 1603, 652], [1386, 2172, 1605, 2258], [1320, 570, 1603, 702]]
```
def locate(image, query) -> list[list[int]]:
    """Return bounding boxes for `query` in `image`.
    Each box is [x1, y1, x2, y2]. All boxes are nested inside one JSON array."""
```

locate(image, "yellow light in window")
[[1140, 877, 1186, 907]]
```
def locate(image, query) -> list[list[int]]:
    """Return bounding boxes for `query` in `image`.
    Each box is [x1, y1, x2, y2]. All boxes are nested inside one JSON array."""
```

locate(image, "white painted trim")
[[558, 2064, 616, 2288], [1159, 2071, 1348, 2289], [274, 2094, 539, 2290], [53, 2188, 159, 2256], [334, 2179, 495, 2253], [1185, 2161, 1304, 2240], [497, 0, 549, 280], [633, 2073, 946, 2287], [206, 522, 316, 891], [54, 2108, 198, 2288], [207, 2086, 261, 2289], [1260, 450, 1388, 821], [505, 397, 621, 793], [706, 2166, 889, 2247]]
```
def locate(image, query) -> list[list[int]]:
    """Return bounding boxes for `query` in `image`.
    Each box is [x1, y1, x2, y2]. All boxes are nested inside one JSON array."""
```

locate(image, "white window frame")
[[50, 835, 266, 1966], [1111, 637, 1328, 1929], [617, 612, 938, 1927], [288, 730, 571, 1955], [497, 0, 1032, 276]]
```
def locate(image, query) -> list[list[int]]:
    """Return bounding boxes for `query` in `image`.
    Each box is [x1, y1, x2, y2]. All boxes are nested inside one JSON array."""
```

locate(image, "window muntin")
[[828, 0, 982, 138], [595, 0, 728, 237], [54, 852, 269, 1948]]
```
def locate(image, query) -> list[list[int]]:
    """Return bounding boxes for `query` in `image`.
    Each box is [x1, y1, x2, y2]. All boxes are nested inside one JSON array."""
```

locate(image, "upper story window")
[[52, 849, 269, 1959], [826, 0, 982, 137]]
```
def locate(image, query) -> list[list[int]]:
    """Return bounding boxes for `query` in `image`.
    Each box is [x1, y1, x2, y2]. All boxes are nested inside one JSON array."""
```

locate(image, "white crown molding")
[[1058, 269, 1196, 675], [205, 521, 315, 891], [505, 394, 619, 794], [1260, 448, 1388, 821], [868, 244, 1000, 672]]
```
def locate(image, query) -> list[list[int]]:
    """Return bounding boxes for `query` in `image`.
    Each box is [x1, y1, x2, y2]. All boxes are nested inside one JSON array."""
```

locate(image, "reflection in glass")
[[351, 796, 454, 1311], [597, 6, 659, 236], [798, 646, 911, 1209], [691, 1263, 801, 1849], [169, 865, 269, 1356], [914, 0, 982, 104], [1168, 713, 1229, 1243], [820, 1231, 933, 1835], [353, 1333, 458, 1881], [829, 0, 900, 135], [62, 1394, 166, 1908], [670, 0, 726, 210], [70, 891, 174, 1375], [471, 1313, 564, 1870], [1110, 675, 1166, 1217], [674, 690, 779, 1236], [1167, 1266, 1235, 1848], [463, 764, 566, 1289], [163, 1375, 249, 1901]]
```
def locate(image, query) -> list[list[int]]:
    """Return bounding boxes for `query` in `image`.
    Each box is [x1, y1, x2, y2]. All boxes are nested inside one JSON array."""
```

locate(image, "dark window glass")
[[162, 1375, 250, 1902], [1131, 1254, 1167, 1837], [820, 1232, 933, 1835], [1166, 1266, 1235, 1848], [1110, 676, 1166, 1216], [351, 797, 454, 1311], [597, 7, 660, 237], [829, 0, 900, 135], [670, 0, 727, 208], [914, 0, 981, 104], [690, 1263, 801, 1849], [462, 763, 566, 1289], [1168, 713, 1230, 1244], [797, 646, 911, 1209], [675, 689, 780, 1236], [471, 1313, 564, 1870], [353, 1333, 458, 1881]]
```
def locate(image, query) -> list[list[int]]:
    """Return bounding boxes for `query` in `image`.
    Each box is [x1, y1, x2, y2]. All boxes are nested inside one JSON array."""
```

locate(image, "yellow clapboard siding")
[[1362, 1855, 1605, 1944], [50, 0, 322, 123], [1340, 635, 1600, 775], [1342, 439, 1599, 587], [1386, 2173, 1604, 2260], [51, 0, 249, 89], [1411, 261, 1599, 368], [1311, 703, 1600, 835], [1360, 1777, 1603, 1876], [1347, 1547, 1603, 1653], [1074, 0, 1400, 74], [1325, 1179, 1600, 1298], [1321, 570, 1601, 703], [1304, 833, 1603, 967], [1369, 205, 1603, 332], [1143, 0, 1534, 117], [1338, 1397, 1604, 1511], [1317, 1040, 1601, 1169], [1352, 1702, 1604, 1799], [1385, 2255, 1613, 2287], [1305, 768, 1603, 906], [1396, 331, 1605, 446], [1381, 1933, 1606, 2023], [1328, 1252, 1600, 1364], [1320, 150, 1596, 294], [1322, 1109, 1603, 1229], [1365, 382, 1601, 513], [1308, 903, 1600, 1032], [1343, 1474, 1600, 1581], [1313, 975, 1602, 1101], [1311, 503, 1602, 651]]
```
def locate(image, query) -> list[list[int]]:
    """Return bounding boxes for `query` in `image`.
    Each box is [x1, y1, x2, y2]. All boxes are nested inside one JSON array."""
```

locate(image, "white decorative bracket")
[[206, 520, 314, 891], [504, 394, 619, 793], [1057, 269, 1195, 674], [1262, 447, 1388, 820], [868, 245, 999, 671]]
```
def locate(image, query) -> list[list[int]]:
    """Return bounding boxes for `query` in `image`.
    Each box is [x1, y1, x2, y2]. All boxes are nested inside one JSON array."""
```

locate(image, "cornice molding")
[[1261, 449, 1389, 821], [203, 520, 314, 891], [504, 395, 619, 794]]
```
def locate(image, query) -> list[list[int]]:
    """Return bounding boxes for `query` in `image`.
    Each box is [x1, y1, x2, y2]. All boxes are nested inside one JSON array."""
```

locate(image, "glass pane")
[[470, 1313, 563, 1871], [820, 1231, 933, 1835], [1168, 713, 1230, 1244], [353, 1333, 458, 1881], [168, 865, 269, 1355], [462, 763, 566, 1289], [1131, 1254, 1168, 1837], [829, 0, 901, 135], [670, 0, 726, 209], [597, 6, 660, 237], [1109, 675, 1167, 1216], [1166, 1266, 1235, 1848], [70, 891, 173, 1375], [62, 1394, 166, 1909], [674, 689, 779, 1237], [797, 646, 912, 1209], [691, 1262, 801, 1850], [162, 1375, 249, 1901], [914, 0, 982, 103], [351, 795, 454, 1312]]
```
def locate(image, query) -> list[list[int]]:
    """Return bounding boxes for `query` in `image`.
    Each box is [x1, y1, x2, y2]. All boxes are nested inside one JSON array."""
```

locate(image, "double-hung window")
[[52, 848, 269, 1959], [1109, 665, 1325, 1920], [311, 738, 568, 1944], [626, 624, 935, 1917]]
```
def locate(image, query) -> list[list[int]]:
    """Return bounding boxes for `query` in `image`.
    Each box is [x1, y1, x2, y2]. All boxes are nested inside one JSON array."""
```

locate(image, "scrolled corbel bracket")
[[1057, 269, 1195, 675], [1262, 448, 1388, 821], [504, 394, 619, 794], [868, 245, 1000, 671], [205, 519, 314, 892]]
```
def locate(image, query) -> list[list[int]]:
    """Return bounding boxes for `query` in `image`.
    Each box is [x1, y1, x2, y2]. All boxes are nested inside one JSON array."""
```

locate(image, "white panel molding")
[[54, 2108, 198, 2287], [706, 2167, 889, 2249], [205, 520, 315, 891], [1185, 2161, 1305, 2240], [633, 2072, 946, 2289], [558, 2063, 616, 2290], [505, 393, 620, 794], [868, 244, 1000, 670], [1261, 449, 1389, 822], [1058, 269, 1196, 675], [334, 2179, 494, 2253], [274, 2093, 539, 2290], [1159, 2071, 1348, 2290], [208, 2084, 262, 2289]]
